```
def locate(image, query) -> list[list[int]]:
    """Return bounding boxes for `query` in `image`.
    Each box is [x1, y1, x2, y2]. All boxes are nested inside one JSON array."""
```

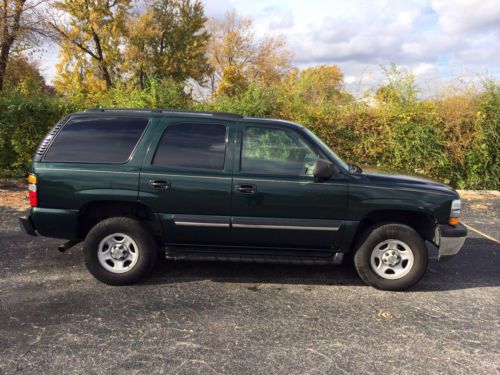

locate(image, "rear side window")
[[43, 117, 149, 163], [152, 123, 226, 170]]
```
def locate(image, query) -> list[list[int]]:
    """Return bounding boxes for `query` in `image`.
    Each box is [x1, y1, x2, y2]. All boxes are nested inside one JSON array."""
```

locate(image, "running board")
[[164, 246, 344, 265]]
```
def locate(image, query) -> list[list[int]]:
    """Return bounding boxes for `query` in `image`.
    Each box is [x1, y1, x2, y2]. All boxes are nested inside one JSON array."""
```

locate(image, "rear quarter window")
[[43, 116, 149, 163]]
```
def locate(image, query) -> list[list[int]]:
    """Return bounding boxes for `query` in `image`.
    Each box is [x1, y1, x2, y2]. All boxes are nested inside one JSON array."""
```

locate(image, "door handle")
[[235, 184, 256, 194], [149, 180, 170, 189]]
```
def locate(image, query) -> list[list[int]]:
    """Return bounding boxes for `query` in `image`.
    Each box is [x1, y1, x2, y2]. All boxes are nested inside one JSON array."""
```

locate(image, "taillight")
[[28, 173, 37, 207]]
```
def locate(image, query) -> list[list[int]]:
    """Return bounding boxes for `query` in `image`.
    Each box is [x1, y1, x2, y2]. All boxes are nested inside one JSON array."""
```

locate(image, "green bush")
[[0, 79, 498, 189], [0, 91, 76, 176], [198, 83, 278, 117]]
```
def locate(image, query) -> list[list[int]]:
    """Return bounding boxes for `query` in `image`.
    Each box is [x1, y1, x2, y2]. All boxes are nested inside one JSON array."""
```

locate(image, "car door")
[[230, 123, 349, 249], [139, 117, 235, 245]]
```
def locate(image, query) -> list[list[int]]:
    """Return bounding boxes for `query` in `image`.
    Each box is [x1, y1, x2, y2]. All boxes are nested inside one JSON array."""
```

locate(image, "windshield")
[[303, 128, 349, 172]]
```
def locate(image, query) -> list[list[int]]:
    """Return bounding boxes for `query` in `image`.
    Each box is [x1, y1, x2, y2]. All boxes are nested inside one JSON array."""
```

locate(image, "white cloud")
[[290, 8, 424, 65], [413, 62, 438, 77], [431, 0, 500, 33], [344, 75, 358, 84], [269, 12, 294, 30]]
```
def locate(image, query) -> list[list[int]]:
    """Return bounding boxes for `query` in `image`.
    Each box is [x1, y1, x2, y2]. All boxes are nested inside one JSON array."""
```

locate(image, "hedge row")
[[0, 82, 498, 189]]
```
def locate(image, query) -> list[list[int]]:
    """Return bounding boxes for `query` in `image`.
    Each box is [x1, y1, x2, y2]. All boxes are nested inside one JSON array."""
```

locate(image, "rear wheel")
[[353, 223, 428, 291], [84, 217, 157, 285]]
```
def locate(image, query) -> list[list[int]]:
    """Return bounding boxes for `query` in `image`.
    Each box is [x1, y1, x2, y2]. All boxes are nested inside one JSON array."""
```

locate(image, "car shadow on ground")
[[142, 237, 500, 292]]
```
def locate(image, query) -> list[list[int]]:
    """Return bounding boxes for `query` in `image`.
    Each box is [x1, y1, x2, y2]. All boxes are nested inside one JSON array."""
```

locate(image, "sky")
[[38, 0, 500, 95]]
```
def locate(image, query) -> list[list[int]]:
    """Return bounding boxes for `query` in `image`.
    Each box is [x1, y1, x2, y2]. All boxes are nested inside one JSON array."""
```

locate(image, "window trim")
[[41, 115, 151, 165], [150, 121, 229, 172], [238, 124, 325, 178]]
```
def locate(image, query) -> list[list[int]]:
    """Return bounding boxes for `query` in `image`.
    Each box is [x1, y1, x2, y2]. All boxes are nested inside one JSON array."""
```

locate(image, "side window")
[[241, 127, 318, 175], [43, 117, 149, 163], [152, 123, 227, 170]]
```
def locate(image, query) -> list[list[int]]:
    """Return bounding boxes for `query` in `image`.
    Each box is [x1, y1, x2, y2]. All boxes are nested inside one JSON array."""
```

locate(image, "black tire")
[[83, 217, 158, 285], [353, 223, 428, 291]]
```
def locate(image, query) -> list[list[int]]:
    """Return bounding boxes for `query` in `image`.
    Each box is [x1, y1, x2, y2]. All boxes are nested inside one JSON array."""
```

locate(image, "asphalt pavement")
[[0, 192, 499, 374]]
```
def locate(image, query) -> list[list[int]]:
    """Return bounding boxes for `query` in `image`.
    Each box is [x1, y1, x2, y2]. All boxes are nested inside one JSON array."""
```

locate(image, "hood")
[[358, 166, 456, 194]]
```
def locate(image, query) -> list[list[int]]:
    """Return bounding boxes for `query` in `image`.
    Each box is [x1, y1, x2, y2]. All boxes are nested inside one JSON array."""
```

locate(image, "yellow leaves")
[[123, 0, 210, 86], [476, 111, 487, 120], [216, 65, 247, 97], [52, 0, 131, 95], [207, 10, 292, 95], [284, 65, 344, 106]]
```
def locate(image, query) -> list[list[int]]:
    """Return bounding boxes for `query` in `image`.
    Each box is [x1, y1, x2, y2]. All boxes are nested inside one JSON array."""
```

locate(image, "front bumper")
[[19, 215, 37, 236], [436, 223, 467, 261]]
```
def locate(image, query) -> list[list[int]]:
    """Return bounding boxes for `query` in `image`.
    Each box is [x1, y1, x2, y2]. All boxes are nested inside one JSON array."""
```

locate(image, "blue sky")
[[39, 0, 500, 94]]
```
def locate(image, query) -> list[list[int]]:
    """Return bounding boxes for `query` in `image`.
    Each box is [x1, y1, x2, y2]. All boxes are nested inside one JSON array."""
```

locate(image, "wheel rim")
[[370, 239, 415, 280], [97, 233, 139, 274]]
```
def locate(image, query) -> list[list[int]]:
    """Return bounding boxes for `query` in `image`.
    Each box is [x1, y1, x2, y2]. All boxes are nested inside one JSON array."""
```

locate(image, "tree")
[[285, 65, 345, 105], [250, 36, 292, 86], [215, 65, 246, 97], [0, 0, 47, 91], [3, 54, 44, 92], [206, 10, 292, 97], [125, 0, 210, 89], [378, 63, 419, 105], [48, 0, 130, 94]]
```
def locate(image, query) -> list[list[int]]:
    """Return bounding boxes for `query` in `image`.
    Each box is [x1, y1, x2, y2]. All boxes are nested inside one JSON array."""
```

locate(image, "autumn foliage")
[[0, 2, 498, 189]]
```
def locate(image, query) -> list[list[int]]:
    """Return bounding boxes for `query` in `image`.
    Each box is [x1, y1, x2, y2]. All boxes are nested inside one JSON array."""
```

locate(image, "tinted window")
[[153, 123, 226, 170], [43, 117, 148, 163], [241, 127, 318, 175]]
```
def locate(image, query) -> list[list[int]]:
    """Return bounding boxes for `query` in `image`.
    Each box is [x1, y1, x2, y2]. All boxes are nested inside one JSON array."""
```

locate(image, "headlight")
[[449, 199, 461, 225]]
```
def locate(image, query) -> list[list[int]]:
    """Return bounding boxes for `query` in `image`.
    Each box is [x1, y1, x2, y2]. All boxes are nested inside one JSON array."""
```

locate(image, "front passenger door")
[[230, 124, 348, 249]]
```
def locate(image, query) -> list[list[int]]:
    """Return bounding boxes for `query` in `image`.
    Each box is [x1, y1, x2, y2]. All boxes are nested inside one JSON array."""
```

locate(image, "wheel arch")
[[77, 200, 163, 242], [352, 209, 437, 251]]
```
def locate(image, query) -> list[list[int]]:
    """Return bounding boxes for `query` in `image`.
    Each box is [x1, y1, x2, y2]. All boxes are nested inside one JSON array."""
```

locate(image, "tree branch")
[[48, 22, 100, 60]]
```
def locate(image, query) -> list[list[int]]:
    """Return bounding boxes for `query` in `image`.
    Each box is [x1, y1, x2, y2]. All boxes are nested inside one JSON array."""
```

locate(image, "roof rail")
[[84, 108, 243, 119], [85, 108, 160, 113]]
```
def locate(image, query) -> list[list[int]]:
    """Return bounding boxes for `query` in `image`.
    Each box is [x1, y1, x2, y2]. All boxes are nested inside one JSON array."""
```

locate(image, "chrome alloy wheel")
[[97, 233, 139, 274], [370, 239, 415, 280]]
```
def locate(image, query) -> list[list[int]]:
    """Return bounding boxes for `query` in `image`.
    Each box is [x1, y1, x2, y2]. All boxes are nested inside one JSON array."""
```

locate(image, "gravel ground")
[[0, 183, 499, 374]]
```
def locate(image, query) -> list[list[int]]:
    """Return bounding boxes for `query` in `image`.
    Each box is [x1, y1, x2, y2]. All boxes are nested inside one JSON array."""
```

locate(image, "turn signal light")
[[448, 217, 460, 226], [27, 173, 37, 207]]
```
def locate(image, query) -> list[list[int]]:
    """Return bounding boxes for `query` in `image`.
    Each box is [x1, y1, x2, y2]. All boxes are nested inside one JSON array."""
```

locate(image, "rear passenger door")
[[139, 118, 235, 245]]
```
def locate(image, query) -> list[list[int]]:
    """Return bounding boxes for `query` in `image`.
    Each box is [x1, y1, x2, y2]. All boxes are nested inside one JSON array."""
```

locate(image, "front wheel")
[[84, 217, 158, 285], [353, 223, 428, 291]]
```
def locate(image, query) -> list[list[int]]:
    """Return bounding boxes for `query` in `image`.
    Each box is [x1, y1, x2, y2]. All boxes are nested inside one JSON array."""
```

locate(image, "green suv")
[[19, 109, 467, 290]]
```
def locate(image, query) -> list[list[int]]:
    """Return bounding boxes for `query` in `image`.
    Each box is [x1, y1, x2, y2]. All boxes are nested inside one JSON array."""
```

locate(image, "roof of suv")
[[78, 108, 304, 129]]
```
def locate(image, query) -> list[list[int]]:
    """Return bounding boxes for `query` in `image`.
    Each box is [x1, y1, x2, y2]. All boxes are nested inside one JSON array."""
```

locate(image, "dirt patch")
[[468, 203, 488, 210], [0, 188, 29, 211], [457, 190, 500, 201]]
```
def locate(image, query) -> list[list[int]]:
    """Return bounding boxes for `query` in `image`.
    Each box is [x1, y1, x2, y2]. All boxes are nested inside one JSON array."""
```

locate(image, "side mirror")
[[313, 158, 334, 181], [349, 163, 363, 174]]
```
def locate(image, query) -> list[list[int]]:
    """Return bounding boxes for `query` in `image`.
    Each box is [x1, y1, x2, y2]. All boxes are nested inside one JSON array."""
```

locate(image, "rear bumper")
[[437, 223, 467, 261], [19, 208, 79, 239], [19, 215, 37, 236]]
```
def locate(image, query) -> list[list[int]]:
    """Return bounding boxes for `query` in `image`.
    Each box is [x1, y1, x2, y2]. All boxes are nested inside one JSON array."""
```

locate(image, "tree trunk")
[[0, 42, 11, 91], [139, 67, 144, 90], [92, 30, 112, 89], [0, 0, 26, 91], [100, 64, 112, 90]]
